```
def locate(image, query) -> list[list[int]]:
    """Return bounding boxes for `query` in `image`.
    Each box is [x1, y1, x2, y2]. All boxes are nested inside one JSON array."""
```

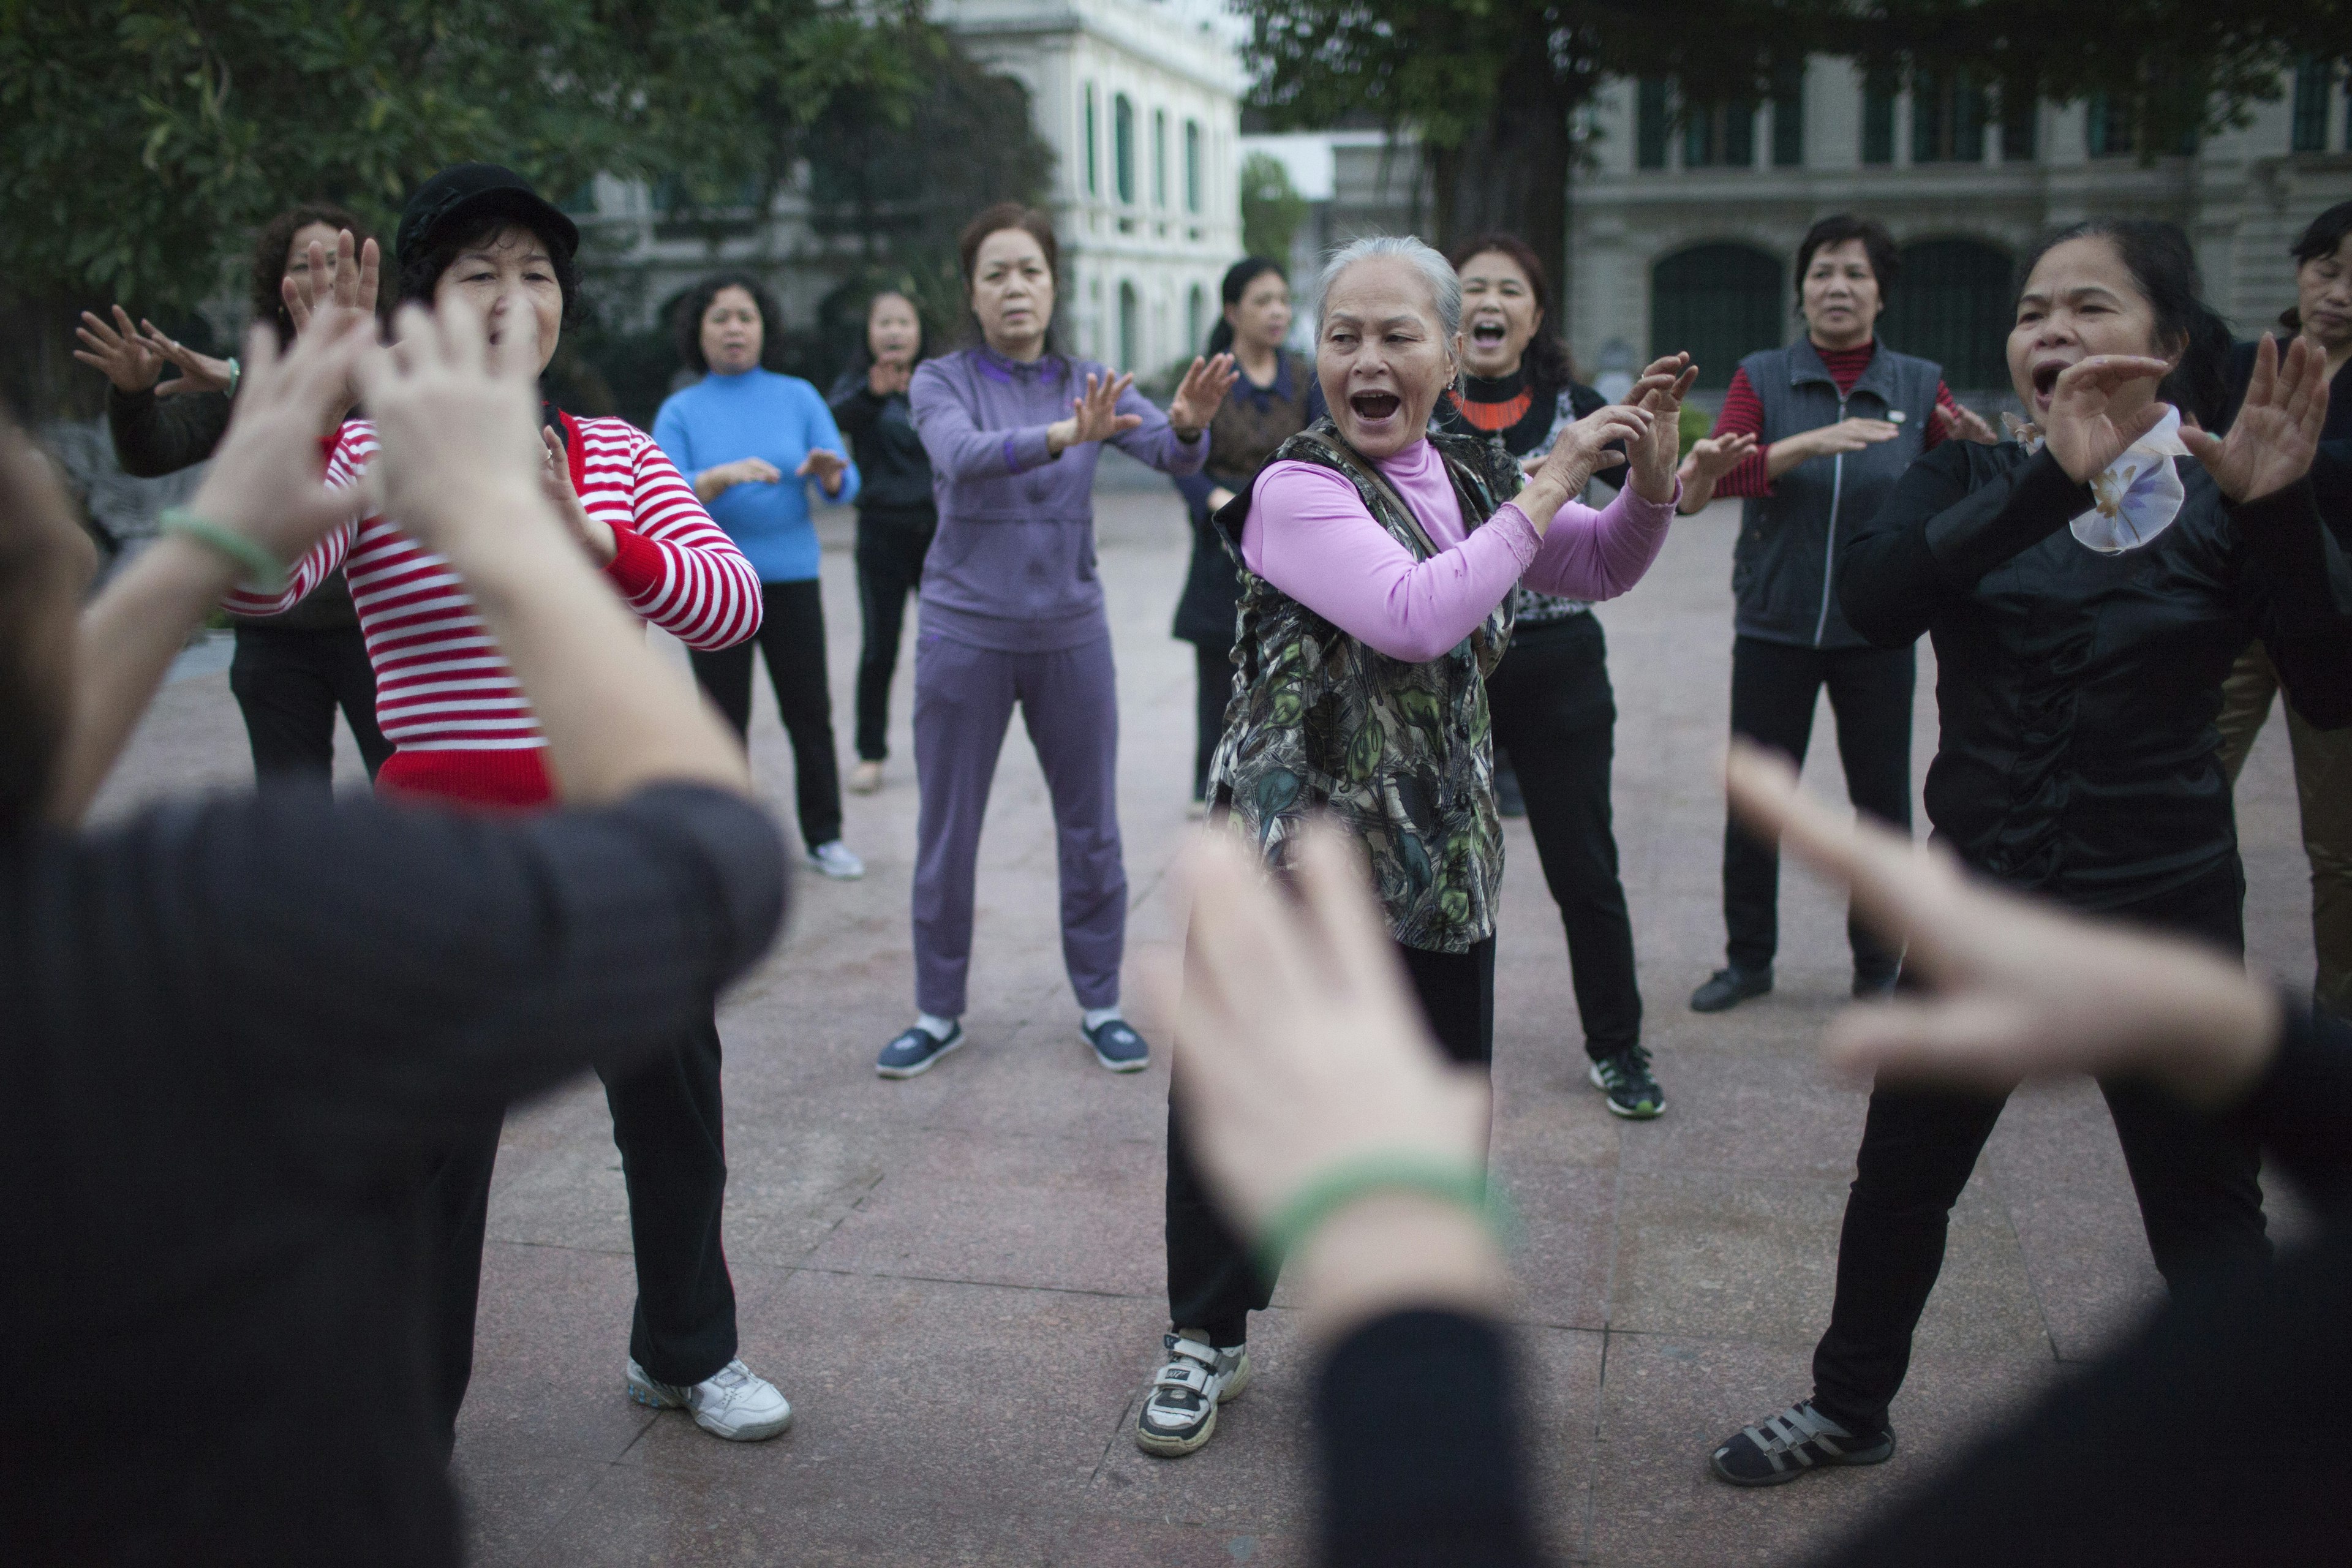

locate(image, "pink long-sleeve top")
[[1240, 439, 1676, 662]]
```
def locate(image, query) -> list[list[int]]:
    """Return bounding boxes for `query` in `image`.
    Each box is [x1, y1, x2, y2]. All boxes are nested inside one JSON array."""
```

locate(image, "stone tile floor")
[[96, 483, 2318, 1564]]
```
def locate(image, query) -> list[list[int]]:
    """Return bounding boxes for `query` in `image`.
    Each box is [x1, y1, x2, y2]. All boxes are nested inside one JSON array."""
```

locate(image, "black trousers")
[[227, 622, 390, 786], [1724, 633, 1914, 979], [1810, 858, 2270, 1436], [1485, 615, 1642, 1060], [422, 1015, 738, 1453], [688, 578, 843, 848], [1166, 937, 1496, 1348], [1189, 639, 1233, 801], [853, 508, 934, 763]]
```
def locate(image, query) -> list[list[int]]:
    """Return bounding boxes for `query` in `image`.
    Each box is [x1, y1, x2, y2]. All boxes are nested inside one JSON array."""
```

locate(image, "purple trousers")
[[912, 630, 1126, 1017]]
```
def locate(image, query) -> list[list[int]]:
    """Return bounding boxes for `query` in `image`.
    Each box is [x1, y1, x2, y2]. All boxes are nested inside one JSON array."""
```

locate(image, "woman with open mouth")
[[1135, 234, 1690, 1460], [2212, 199, 2352, 1019], [1432, 230, 1660, 1120], [1675, 214, 1998, 1018], [1708, 217, 2352, 1491]]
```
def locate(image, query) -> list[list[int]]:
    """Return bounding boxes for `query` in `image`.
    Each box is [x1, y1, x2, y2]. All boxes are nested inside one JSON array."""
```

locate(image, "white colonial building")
[[937, 0, 1246, 374], [1257, 61, 2352, 405], [569, 0, 1245, 380]]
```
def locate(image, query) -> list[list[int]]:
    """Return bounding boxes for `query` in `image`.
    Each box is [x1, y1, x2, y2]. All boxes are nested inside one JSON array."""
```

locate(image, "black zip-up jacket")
[[1839, 441, 2352, 907], [826, 368, 937, 517], [107, 383, 360, 631]]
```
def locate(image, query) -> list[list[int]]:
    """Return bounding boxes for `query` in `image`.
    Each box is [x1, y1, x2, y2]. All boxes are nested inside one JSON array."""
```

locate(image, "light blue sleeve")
[[652, 391, 698, 484], [799, 378, 861, 508]]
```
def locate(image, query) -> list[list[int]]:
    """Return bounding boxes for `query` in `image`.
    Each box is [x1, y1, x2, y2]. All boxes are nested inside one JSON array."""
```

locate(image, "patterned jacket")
[[1207, 421, 1522, 952]]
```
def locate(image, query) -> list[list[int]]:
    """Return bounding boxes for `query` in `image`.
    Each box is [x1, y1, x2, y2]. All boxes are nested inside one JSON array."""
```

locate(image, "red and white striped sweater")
[[227, 412, 762, 807]]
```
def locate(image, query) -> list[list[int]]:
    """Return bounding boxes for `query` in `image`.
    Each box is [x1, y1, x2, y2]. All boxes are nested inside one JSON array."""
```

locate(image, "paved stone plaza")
[[94, 475, 2317, 1565]]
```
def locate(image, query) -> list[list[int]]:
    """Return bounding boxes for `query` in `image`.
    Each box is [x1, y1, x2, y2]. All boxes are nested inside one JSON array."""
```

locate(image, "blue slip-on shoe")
[[1084, 1017, 1150, 1072], [876, 1022, 963, 1079]]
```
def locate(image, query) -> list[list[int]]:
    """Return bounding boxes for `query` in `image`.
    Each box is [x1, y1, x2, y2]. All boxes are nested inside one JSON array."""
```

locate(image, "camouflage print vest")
[[1206, 421, 1521, 953]]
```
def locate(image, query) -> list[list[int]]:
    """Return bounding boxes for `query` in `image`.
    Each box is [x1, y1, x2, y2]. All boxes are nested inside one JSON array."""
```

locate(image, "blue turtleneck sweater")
[[654, 368, 860, 582]]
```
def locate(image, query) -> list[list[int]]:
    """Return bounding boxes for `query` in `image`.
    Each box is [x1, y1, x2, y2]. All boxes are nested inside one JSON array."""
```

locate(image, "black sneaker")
[[1690, 965, 1772, 1013], [1084, 1017, 1150, 1072], [1588, 1047, 1665, 1118], [875, 1022, 963, 1079], [1134, 1334, 1251, 1457], [1711, 1400, 1893, 1486]]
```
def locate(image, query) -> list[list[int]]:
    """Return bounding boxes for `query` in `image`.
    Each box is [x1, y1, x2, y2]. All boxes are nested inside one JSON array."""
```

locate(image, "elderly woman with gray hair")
[[1136, 234, 1694, 1459]]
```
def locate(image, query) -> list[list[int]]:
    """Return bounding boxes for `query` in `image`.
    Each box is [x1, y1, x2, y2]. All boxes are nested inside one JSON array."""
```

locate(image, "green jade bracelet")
[[1254, 1151, 1518, 1276], [157, 507, 288, 596]]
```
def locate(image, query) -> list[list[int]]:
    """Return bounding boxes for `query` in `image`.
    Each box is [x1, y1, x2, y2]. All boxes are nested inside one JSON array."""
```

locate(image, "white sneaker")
[[627, 1357, 793, 1441], [1134, 1333, 1251, 1457], [807, 840, 865, 880], [849, 760, 884, 794]]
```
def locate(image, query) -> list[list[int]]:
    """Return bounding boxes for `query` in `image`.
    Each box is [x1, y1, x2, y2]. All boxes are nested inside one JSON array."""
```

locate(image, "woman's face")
[[2007, 235, 2174, 422], [282, 222, 343, 288], [867, 293, 921, 366], [1226, 271, 1292, 355], [969, 228, 1055, 360], [2296, 234, 2352, 355], [1316, 256, 1458, 459], [1457, 250, 1540, 379], [432, 223, 564, 373], [701, 286, 764, 375], [1800, 238, 1883, 349]]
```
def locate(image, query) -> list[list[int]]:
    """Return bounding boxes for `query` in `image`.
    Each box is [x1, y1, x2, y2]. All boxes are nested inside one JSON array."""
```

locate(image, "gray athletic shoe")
[[1711, 1400, 1892, 1485]]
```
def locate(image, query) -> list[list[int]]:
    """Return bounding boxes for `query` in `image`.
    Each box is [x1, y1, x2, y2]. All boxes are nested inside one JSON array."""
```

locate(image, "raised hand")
[[282, 229, 382, 337], [1686, 431, 1760, 479], [1530, 400, 1652, 499], [2180, 333, 2331, 503], [2041, 354, 2173, 483], [1167, 352, 1240, 435], [540, 426, 616, 564], [796, 447, 850, 497], [1723, 742, 2278, 1107], [137, 322, 237, 398], [72, 306, 165, 393], [1933, 400, 2000, 445], [1623, 352, 1698, 503], [1047, 369, 1143, 454], [352, 295, 547, 557], [182, 314, 374, 565], [867, 360, 913, 398]]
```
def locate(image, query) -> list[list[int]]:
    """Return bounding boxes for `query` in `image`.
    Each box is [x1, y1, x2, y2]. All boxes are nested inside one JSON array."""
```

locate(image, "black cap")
[[395, 163, 580, 276]]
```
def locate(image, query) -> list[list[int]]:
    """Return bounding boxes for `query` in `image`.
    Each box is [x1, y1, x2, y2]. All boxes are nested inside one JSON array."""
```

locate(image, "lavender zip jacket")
[[910, 345, 1207, 651]]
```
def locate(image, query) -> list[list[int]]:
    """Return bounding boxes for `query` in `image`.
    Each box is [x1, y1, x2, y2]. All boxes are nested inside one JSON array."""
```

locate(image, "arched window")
[[1119, 281, 1140, 371], [1084, 85, 1098, 194], [1187, 284, 1206, 354], [1651, 243, 1785, 389], [1883, 239, 2014, 391], [1184, 119, 1202, 213], [1114, 95, 1136, 205], [1153, 109, 1168, 208]]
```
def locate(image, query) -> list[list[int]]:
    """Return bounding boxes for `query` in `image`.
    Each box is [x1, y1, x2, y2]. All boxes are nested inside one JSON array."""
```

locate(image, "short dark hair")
[[1206, 256, 1285, 358], [955, 203, 1065, 354], [1447, 232, 1580, 392], [673, 272, 788, 375], [2282, 200, 2352, 333], [2018, 218, 2234, 431], [250, 202, 374, 346], [396, 206, 582, 324], [1795, 214, 1901, 299]]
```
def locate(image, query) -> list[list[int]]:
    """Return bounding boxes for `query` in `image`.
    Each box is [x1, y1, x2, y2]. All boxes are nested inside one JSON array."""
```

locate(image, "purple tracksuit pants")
[[911, 629, 1125, 1017]]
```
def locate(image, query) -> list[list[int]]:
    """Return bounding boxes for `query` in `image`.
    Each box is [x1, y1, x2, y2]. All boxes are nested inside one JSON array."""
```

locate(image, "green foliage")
[[1240, 153, 1309, 267], [0, 1, 929, 412], [1678, 400, 1712, 459]]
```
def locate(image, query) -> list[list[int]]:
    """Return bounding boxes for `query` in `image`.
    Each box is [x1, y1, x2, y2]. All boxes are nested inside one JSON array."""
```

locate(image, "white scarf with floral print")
[[2003, 406, 2193, 554]]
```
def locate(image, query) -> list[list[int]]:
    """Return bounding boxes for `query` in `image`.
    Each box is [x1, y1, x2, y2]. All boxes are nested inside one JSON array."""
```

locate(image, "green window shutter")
[[1862, 69, 1896, 164], [1771, 66, 1804, 167], [1637, 78, 1670, 168]]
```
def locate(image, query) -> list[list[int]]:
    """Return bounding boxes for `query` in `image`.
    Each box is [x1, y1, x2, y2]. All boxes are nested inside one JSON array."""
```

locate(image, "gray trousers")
[[911, 630, 1126, 1017]]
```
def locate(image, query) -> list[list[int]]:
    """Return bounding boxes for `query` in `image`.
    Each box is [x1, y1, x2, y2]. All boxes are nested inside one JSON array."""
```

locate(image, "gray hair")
[[1313, 235, 1462, 343]]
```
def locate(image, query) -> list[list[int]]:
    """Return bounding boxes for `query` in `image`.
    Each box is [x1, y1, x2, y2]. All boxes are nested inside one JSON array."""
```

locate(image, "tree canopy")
[[1235, 0, 2351, 292]]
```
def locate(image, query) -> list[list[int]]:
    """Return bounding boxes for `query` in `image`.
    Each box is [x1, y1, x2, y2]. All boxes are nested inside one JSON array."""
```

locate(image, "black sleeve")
[[827, 372, 882, 436], [2230, 477, 2352, 729], [105, 384, 232, 477], [2236, 1000, 2352, 1205], [123, 782, 786, 1166], [1839, 442, 2092, 648], [1316, 1310, 1548, 1568]]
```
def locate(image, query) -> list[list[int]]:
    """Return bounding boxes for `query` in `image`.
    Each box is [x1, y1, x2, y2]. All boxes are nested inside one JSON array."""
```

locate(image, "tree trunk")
[[1424, 49, 1574, 296]]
